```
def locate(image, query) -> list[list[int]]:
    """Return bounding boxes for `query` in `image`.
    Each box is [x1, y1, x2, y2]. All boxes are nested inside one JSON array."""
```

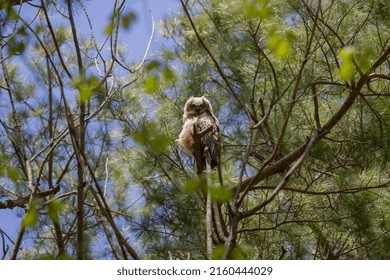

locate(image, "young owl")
[[177, 96, 220, 169]]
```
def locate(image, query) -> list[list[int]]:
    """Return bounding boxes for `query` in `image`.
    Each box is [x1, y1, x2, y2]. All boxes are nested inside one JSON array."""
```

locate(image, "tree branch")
[[0, 185, 60, 209]]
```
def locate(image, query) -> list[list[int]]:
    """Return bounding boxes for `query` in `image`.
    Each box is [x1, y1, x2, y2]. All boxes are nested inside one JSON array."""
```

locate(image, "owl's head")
[[184, 96, 213, 116]]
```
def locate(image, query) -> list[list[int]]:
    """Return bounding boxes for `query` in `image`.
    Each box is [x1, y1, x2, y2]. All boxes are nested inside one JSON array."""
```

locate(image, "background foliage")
[[1, 0, 390, 259]]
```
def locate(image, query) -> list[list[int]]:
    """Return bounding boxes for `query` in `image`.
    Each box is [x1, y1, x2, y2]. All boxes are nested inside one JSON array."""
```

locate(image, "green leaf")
[[184, 177, 200, 192], [146, 60, 161, 71], [7, 36, 26, 56], [150, 134, 169, 153], [212, 245, 225, 260], [104, 23, 114, 35], [40, 254, 55, 260], [23, 201, 39, 228], [1, 154, 19, 181], [72, 75, 100, 103], [134, 124, 169, 153], [48, 200, 62, 224], [7, 6, 18, 20], [339, 61, 355, 81], [243, 3, 261, 18], [274, 40, 290, 60], [209, 187, 234, 203], [58, 253, 72, 260], [133, 129, 149, 145], [356, 46, 376, 72], [162, 66, 175, 81], [121, 11, 137, 30], [338, 47, 356, 81], [230, 244, 252, 260], [6, 166, 19, 181], [143, 75, 159, 94], [267, 34, 291, 60], [39, 253, 71, 260], [339, 46, 356, 61], [243, 0, 271, 19]]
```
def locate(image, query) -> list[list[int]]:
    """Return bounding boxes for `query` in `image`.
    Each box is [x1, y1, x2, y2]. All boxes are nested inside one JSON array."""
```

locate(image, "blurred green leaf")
[[1, 154, 19, 181], [48, 200, 62, 224], [146, 60, 161, 71], [58, 253, 72, 260], [143, 75, 159, 94], [338, 46, 356, 81], [230, 244, 252, 260], [7, 36, 26, 56], [339, 46, 356, 61], [7, 6, 18, 20], [339, 61, 355, 81], [134, 123, 169, 153], [23, 201, 39, 228], [7, 166, 19, 181], [286, 30, 298, 42], [212, 245, 225, 260], [356, 46, 376, 72], [39, 253, 71, 260], [133, 129, 149, 145], [184, 177, 200, 192], [209, 187, 234, 203], [275, 40, 290, 60], [40, 254, 55, 260], [121, 11, 137, 30], [162, 66, 175, 81], [150, 135, 170, 153], [243, 0, 271, 19], [104, 23, 114, 35], [267, 34, 291, 60], [72, 75, 100, 103]]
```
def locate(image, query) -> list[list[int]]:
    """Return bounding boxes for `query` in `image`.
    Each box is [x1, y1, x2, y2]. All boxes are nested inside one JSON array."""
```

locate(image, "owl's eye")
[[200, 104, 206, 108]]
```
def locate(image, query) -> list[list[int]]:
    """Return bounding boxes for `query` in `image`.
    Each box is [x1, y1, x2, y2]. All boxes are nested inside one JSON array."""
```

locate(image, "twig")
[[311, 84, 321, 130], [104, 157, 110, 197], [131, 11, 155, 73]]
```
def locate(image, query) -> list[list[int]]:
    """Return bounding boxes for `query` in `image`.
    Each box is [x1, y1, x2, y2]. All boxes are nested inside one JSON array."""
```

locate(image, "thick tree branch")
[[192, 124, 212, 174], [232, 88, 360, 194], [0, 185, 60, 209]]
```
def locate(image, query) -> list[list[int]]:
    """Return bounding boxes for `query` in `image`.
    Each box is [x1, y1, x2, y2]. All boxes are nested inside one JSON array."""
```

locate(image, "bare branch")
[[0, 185, 60, 209]]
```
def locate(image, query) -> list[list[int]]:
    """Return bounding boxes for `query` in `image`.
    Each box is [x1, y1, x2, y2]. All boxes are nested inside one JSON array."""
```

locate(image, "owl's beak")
[[195, 106, 201, 112]]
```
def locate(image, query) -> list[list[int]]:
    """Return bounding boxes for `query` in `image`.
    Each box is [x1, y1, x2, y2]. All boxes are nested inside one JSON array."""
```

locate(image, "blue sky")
[[80, 0, 180, 60], [0, 0, 180, 258]]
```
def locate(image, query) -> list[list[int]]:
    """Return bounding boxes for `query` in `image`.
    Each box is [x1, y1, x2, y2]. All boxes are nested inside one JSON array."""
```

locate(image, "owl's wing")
[[209, 115, 220, 169], [197, 112, 220, 170]]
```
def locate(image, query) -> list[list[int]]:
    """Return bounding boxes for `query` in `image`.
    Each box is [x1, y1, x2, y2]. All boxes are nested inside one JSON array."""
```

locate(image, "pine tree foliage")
[[137, 0, 390, 259]]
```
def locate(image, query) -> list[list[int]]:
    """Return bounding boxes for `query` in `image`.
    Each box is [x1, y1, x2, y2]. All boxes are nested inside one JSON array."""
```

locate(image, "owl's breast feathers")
[[177, 118, 195, 153]]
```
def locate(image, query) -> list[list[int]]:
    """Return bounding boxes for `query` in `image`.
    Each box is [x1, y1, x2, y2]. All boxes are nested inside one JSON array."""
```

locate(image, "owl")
[[177, 96, 220, 170]]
